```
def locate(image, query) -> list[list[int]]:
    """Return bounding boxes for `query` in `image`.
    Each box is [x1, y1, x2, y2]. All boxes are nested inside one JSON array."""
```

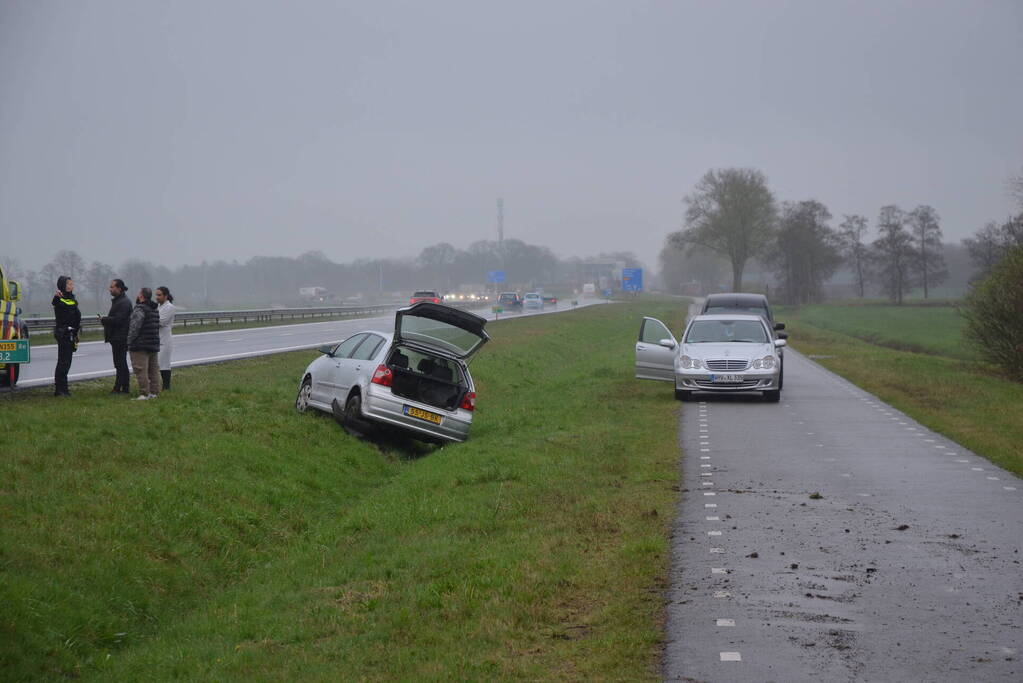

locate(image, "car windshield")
[[685, 319, 768, 343]]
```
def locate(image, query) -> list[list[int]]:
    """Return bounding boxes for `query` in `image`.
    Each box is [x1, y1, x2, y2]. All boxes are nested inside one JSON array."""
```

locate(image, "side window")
[[351, 334, 384, 361], [333, 333, 367, 358], [640, 318, 672, 344]]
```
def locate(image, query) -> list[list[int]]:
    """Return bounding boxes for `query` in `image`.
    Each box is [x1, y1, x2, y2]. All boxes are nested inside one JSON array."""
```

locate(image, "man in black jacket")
[[127, 287, 161, 400], [100, 279, 131, 393]]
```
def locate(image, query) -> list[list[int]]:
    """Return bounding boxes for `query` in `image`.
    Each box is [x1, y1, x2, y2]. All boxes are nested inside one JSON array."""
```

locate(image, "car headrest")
[[392, 352, 409, 369]]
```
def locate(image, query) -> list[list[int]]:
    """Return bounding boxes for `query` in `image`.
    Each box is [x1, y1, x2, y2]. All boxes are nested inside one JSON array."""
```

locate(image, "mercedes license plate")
[[710, 374, 743, 383], [404, 405, 442, 424]]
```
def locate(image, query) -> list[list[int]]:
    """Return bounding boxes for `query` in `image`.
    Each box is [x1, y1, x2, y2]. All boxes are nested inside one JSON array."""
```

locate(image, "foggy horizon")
[[3, 1, 1022, 273]]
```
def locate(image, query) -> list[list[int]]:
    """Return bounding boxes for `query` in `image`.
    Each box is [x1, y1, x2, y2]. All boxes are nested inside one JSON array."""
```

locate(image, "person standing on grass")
[[155, 286, 176, 390], [100, 278, 132, 393], [127, 287, 161, 400], [51, 275, 80, 397]]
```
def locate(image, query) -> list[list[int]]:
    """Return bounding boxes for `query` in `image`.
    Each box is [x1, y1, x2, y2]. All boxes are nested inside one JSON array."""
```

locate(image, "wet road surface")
[[664, 349, 1021, 682]]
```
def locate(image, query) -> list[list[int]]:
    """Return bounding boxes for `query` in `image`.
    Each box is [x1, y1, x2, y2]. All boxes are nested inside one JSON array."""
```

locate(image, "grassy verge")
[[779, 301, 971, 360], [0, 299, 686, 680], [783, 309, 1023, 477]]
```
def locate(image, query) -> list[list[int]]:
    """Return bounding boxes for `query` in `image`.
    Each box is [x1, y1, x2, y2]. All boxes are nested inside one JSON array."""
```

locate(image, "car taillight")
[[460, 391, 476, 412], [432, 297, 440, 303], [371, 364, 393, 387]]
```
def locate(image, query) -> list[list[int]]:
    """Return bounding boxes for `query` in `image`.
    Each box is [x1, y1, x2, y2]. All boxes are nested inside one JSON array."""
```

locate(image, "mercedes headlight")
[[679, 355, 704, 370], [751, 355, 776, 370]]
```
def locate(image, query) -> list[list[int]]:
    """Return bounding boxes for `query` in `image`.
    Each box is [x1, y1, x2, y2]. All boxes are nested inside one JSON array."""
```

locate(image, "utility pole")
[[497, 198, 504, 246]]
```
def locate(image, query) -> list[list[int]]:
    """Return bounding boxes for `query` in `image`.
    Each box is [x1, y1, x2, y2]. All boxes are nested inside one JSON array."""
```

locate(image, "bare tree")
[[47, 249, 86, 280], [1007, 165, 1023, 210], [963, 216, 1023, 280], [765, 200, 843, 305], [907, 205, 948, 299], [85, 261, 116, 309], [837, 214, 870, 297], [670, 168, 777, 291], [120, 259, 153, 293], [871, 205, 916, 304]]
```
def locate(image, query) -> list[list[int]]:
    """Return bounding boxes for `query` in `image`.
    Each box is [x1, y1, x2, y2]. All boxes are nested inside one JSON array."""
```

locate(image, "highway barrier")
[[22, 302, 474, 332]]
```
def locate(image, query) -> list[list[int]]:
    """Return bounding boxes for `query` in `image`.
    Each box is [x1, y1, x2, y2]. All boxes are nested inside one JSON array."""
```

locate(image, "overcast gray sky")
[[2, 0, 1021, 273]]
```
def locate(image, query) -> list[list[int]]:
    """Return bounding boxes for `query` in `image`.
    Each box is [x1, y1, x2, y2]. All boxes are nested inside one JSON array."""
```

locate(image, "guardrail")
[[22, 303, 444, 332]]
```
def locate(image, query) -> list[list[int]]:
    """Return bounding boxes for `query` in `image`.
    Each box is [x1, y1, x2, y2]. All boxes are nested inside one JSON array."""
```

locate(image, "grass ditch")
[[781, 306, 1023, 477], [0, 298, 687, 680]]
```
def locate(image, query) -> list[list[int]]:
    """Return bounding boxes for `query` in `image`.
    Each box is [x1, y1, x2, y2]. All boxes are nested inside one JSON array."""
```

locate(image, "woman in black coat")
[[52, 275, 81, 397]]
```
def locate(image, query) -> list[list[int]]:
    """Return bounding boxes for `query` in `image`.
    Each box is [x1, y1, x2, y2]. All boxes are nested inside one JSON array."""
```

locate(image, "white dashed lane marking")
[[716, 619, 735, 627], [720, 652, 742, 662]]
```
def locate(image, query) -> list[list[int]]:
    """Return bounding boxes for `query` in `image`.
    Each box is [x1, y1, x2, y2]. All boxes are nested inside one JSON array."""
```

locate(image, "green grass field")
[[782, 303, 1023, 477], [0, 299, 687, 680], [785, 302, 972, 360]]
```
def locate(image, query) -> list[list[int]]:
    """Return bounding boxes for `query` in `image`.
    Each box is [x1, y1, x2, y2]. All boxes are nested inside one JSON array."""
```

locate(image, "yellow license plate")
[[403, 405, 442, 424], [0, 342, 15, 351]]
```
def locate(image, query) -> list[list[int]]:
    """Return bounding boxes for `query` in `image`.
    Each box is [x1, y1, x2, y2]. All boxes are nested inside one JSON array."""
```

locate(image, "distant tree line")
[[6, 240, 644, 314], [658, 166, 1022, 305]]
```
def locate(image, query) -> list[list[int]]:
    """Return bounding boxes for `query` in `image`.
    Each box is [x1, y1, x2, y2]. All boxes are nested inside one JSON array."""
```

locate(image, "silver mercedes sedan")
[[295, 302, 490, 442], [635, 313, 785, 402]]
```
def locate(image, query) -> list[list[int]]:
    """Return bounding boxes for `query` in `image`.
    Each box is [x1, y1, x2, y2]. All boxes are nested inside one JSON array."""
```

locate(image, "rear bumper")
[[363, 384, 472, 442]]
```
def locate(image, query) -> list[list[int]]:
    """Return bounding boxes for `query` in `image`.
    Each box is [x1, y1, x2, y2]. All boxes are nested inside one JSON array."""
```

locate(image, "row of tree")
[[5, 241, 643, 314], [663, 167, 1022, 305]]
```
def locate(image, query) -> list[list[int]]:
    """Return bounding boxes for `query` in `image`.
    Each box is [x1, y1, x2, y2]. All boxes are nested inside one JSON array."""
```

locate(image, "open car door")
[[635, 317, 677, 381]]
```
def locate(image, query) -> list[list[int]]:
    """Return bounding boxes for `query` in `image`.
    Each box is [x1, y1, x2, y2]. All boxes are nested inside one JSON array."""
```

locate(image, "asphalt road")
[[16, 299, 605, 390], [664, 348, 1022, 682]]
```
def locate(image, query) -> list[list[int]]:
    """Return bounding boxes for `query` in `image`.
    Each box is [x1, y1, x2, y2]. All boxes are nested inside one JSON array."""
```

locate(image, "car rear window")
[[704, 305, 768, 317], [686, 320, 768, 343], [412, 291, 437, 298]]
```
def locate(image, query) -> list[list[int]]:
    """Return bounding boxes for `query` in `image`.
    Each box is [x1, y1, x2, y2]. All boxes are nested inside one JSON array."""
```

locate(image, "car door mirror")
[[777, 332, 788, 340], [659, 338, 677, 349], [774, 338, 787, 348], [317, 344, 335, 356], [774, 322, 785, 331]]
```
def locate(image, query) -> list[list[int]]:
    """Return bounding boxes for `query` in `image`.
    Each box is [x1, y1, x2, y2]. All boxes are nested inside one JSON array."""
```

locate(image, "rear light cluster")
[[371, 364, 393, 387], [460, 391, 476, 412]]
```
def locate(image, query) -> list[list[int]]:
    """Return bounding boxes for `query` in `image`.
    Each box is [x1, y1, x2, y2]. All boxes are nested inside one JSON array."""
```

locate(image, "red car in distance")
[[409, 290, 442, 305]]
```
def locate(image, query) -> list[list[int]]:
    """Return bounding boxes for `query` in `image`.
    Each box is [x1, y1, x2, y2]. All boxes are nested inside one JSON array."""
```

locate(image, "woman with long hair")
[[52, 275, 81, 396], [155, 286, 176, 390]]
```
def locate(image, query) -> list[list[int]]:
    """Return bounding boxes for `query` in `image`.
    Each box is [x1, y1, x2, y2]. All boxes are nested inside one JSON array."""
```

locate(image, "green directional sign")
[[0, 339, 30, 364]]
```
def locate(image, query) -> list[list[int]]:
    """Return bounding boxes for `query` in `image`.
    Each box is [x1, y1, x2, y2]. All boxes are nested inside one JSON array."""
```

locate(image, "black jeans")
[[54, 334, 74, 394], [110, 340, 130, 391]]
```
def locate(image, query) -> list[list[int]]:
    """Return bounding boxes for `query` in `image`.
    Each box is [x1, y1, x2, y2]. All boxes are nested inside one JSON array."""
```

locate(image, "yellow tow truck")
[[0, 264, 30, 388]]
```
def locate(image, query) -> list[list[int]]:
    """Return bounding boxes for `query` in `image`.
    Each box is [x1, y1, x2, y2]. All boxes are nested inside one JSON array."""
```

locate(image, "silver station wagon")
[[635, 313, 785, 402], [295, 303, 490, 442]]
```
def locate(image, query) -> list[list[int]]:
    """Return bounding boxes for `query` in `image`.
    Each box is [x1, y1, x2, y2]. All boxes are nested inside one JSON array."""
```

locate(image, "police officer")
[[52, 275, 81, 397]]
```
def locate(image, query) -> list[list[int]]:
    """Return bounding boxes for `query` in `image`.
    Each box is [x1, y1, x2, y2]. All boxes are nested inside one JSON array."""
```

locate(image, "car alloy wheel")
[[295, 377, 312, 412]]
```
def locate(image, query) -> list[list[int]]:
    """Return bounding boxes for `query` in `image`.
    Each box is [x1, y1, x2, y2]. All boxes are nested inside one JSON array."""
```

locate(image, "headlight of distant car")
[[751, 355, 776, 370], [679, 355, 705, 370]]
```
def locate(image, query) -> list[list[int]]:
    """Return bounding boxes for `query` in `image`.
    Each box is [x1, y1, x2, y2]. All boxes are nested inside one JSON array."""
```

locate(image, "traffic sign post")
[[0, 339, 30, 364], [487, 270, 506, 284], [622, 268, 643, 293]]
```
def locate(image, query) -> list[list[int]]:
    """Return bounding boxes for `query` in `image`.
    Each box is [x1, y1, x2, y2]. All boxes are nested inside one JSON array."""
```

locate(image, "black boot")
[[161, 370, 171, 391]]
